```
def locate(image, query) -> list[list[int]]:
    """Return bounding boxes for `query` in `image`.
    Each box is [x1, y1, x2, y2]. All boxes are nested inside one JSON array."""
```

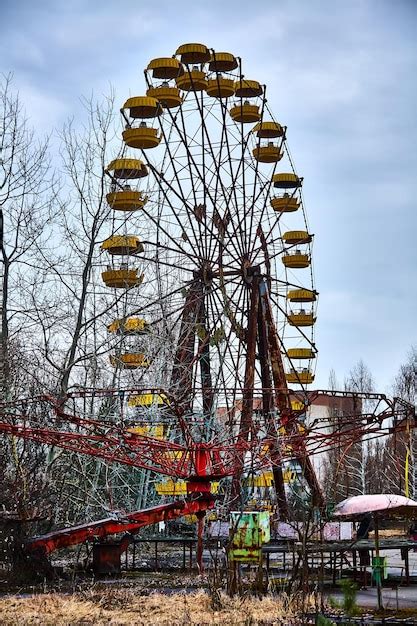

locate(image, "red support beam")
[[26, 498, 215, 555]]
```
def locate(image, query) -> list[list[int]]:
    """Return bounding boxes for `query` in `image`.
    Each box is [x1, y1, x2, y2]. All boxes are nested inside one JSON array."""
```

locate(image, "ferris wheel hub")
[[242, 259, 261, 284], [193, 263, 215, 286]]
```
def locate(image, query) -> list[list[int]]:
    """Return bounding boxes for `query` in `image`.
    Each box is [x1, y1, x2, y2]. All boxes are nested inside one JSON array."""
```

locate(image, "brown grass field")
[[0, 588, 314, 625]]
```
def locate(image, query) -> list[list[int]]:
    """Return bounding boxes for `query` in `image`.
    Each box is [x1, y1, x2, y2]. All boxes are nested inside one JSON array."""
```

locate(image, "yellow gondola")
[[252, 121, 284, 138], [106, 158, 148, 179], [272, 173, 302, 189], [107, 317, 148, 334], [128, 424, 165, 439], [176, 70, 207, 92], [285, 370, 314, 385], [287, 348, 315, 359], [106, 189, 148, 211], [128, 393, 169, 407], [270, 195, 300, 212], [146, 85, 182, 109], [122, 126, 162, 150], [208, 52, 238, 72], [230, 102, 260, 123], [101, 268, 144, 288], [234, 79, 263, 97], [282, 231, 312, 245], [252, 144, 283, 163], [122, 96, 163, 119], [101, 235, 144, 255], [287, 289, 317, 302], [175, 43, 211, 64], [146, 57, 184, 79], [287, 312, 316, 327], [282, 252, 310, 269], [206, 77, 235, 98], [110, 353, 149, 369]]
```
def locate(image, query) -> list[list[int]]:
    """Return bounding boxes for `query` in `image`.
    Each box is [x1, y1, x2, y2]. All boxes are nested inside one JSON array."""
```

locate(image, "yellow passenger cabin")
[[122, 97, 163, 119], [272, 173, 302, 189], [270, 195, 300, 212], [106, 158, 148, 179], [101, 235, 144, 256], [101, 268, 144, 288], [106, 189, 148, 211], [234, 79, 263, 98], [206, 77, 235, 98], [176, 69, 207, 92], [252, 121, 284, 138], [122, 125, 162, 150], [107, 317, 148, 335], [282, 251, 311, 269], [147, 57, 184, 79], [208, 52, 238, 72], [252, 144, 283, 163], [146, 85, 182, 109], [285, 369, 315, 385], [230, 102, 261, 123], [110, 353, 149, 369], [175, 43, 211, 65]]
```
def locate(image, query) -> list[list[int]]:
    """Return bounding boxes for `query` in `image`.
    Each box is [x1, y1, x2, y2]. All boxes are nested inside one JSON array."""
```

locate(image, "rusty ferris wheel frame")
[[0, 45, 415, 568]]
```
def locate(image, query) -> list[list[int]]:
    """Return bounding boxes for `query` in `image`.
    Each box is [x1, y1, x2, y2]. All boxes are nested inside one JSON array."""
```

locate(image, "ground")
[[0, 586, 312, 625]]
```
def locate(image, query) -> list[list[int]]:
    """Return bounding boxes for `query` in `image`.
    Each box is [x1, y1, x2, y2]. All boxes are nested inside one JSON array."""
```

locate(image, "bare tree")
[[391, 348, 417, 497], [0, 73, 55, 397], [343, 360, 375, 495]]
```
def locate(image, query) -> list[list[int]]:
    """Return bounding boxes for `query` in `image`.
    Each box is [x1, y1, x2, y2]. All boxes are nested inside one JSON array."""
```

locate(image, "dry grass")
[[376, 528, 405, 538], [0, 588, 314, 625]]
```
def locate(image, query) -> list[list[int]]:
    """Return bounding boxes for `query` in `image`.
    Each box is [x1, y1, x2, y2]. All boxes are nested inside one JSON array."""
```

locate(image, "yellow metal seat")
[[128, 424, 165, 439], [110, 353, 149, 369], [106, 158, 148, 179], [246, 471, 274, 488], [270, 196, 300, 212], [230, 103, 260, 123], [291, 399, 306, 411], [155, 479, 219, 496], [146, 57, 184, 79], [122, 126, 161, 149], [288, 312, 316, 327], [206, 77, 235, 98], [287, 348, 315, 359], [106, 190, 147, 211], [146, 86, 182, 108], [122, 97, 163, 119], [272, 173, 302, 189], [285, 370, 314, 385], [252, 121, 284, 138], [282, 230, 312, 244], [101, 235, 143, 255], [287, 289, 316, 302], [252, 144, 283, 163], [101, 268, 144, 288], [128, 393, 169, 407], [107, 317, 148, 334], [208, 52, 238, 72], [287, 289, 317, 302], [176, 70, 207, 91], [282, 253, 310, 269], [156, 480, 187, 496], [162, 450, 184, 461], [175, 43, 211, 64], [234, 79, 263, 97]]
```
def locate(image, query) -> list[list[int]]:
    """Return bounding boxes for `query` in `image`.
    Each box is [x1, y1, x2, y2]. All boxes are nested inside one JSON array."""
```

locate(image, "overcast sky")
[[1, 0, 416, 392]]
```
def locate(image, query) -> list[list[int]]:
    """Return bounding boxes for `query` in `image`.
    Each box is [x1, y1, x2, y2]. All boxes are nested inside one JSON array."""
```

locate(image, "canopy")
[[334, 494, 417, 518]]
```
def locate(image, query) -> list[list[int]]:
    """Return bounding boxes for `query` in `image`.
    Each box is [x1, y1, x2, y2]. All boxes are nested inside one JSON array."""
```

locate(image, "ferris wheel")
[[100, 43, 320, 510]]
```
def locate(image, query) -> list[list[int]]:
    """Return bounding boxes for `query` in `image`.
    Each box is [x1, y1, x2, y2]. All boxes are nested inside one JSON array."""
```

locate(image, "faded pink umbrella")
[[333, 494, 417, 609], [334, 494, 417, 518]]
